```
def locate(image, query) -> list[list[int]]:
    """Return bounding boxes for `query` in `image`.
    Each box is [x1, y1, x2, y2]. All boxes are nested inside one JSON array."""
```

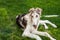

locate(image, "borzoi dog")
[[16, 8, 57, 40]]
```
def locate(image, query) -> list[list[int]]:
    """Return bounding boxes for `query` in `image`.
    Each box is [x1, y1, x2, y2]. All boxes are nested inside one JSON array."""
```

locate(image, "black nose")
[[33, 25, 37, 28]]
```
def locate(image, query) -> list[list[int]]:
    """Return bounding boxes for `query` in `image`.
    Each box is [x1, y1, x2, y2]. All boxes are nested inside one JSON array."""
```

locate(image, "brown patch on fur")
[[22, 17, 27, 28]]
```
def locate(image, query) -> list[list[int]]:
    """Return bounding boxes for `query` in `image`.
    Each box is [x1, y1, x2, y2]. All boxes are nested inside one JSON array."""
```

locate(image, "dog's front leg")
[[39, 20, 57, 29], [39, 20, 48, 29], [42, 20, 57, 28], [22, 25, 42, 40], [32, 31, 56, 40]]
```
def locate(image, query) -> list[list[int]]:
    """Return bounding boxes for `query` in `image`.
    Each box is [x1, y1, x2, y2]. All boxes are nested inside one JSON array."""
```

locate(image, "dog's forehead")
[[29, 8, 42, 15]]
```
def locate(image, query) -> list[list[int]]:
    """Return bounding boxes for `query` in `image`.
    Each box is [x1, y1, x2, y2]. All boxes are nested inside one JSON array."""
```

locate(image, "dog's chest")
[[28, 25, 38, 32], [22, 15, 38, 30]]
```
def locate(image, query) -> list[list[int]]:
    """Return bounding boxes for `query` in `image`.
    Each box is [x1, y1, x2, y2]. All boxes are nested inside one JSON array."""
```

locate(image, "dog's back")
[[16, 14, 27, 29]]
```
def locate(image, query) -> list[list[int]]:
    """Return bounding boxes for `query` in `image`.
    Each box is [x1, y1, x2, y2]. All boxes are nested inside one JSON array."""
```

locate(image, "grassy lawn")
[[0, 0, 60, 40]]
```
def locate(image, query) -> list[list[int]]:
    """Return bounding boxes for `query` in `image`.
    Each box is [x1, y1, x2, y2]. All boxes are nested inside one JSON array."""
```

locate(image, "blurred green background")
[[0, 0, 60, 40]]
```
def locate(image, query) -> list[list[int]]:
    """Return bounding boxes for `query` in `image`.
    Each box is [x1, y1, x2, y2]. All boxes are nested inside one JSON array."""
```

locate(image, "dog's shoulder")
[[16, 13, 27, 29]]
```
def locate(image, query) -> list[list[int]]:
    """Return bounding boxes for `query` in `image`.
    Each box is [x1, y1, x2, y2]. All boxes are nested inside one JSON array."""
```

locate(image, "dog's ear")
[[36, 8, 42, 15], [29, 8, 34, 13]]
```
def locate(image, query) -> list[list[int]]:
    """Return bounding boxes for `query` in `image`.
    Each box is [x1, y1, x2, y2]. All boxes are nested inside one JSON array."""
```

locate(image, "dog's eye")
[[36, 15, 38, 17]]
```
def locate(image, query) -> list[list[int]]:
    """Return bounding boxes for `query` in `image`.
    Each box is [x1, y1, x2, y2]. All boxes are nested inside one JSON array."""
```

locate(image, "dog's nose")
[[33, 25, 37, 29]]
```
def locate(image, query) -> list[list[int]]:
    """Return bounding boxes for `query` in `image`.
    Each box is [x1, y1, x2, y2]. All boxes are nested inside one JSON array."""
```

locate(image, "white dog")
[[16, 8, 57, 40]]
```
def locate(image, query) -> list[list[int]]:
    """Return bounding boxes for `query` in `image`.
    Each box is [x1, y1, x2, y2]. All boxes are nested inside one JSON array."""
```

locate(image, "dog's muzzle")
[[33, 25, 37, 29]]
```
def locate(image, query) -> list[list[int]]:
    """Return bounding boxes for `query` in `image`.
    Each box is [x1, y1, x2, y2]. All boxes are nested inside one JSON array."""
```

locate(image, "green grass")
[[0, 0, 60, 40]]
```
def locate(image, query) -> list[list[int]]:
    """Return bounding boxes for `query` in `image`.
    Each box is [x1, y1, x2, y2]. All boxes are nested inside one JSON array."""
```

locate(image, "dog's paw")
[[51, 38, 56, 40], [53, 25, 57, 28], [51, 23, 57, 28], [45, 27, 48, 29], [54, 26, 57, 28]]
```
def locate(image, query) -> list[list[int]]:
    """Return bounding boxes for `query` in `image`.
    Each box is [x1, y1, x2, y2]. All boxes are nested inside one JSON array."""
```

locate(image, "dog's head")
[[29, 8, 42, 27]]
